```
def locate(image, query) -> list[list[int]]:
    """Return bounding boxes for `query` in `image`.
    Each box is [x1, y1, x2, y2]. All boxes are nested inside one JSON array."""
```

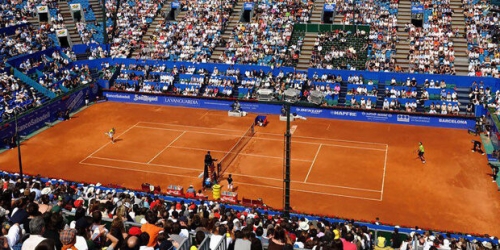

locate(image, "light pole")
[[283, 103, 291, 218], [14, 112, 24, 186]]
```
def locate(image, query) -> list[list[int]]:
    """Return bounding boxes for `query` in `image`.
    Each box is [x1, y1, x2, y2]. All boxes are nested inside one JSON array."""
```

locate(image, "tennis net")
[[217, 123, 255, 182]]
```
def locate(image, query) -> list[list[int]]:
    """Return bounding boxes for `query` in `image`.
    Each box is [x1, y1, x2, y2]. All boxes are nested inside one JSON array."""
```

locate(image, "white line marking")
[[234, 181, 382, 201], [84, 156, 381, 192], [137, 121, 386, 147], [229, 172, 381, 192], [380, 144, 388, 201], [257, 131, 387, 146], [252, 136, 386, 151], [134, 125, 385, 151], [80, 162, 200, 179], [304, 144, 322, 182], [137, 121, 245, 133], [135, 126, 242, 137], [148, 131, 186, 163], [87, 156, 201, 172], [199, 111, 209, 120], [79, 161, 380, 201], [167, 145, 312, 162], [79, 122, 139, 164]]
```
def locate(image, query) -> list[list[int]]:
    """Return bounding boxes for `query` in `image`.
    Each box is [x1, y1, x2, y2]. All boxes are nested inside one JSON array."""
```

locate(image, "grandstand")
[[2, 0, 500, 248]]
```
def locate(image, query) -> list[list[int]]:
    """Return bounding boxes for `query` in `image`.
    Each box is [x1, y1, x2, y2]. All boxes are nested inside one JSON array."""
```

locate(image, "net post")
[[217, 162, 222, 182]]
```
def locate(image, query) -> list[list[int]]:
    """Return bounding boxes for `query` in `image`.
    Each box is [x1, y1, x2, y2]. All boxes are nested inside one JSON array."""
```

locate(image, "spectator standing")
[[22, 216, 52, 250], [191, 231, 206, 250], [141, 210, 163, 247], [234, 228, 252, 250]]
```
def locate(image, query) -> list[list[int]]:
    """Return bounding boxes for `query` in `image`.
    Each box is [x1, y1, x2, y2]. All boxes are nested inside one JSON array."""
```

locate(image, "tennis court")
[[1, 102, 499, 236], [79, 120, 388, 201]]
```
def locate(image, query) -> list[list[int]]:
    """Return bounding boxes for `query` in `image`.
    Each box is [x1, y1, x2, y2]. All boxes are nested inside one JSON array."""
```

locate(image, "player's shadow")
[[231, 186, 239, 192], [114, 138, 124, 143]]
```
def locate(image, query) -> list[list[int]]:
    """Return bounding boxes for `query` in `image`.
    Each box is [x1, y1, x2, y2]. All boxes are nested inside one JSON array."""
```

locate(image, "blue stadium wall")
[[103, 91, 476, 129]]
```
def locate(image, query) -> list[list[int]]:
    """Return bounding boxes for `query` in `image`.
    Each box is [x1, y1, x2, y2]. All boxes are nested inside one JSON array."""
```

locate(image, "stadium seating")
[[216, 0, 313, 66], [462, 0, 500, 77], [0, 73, 48, 122]]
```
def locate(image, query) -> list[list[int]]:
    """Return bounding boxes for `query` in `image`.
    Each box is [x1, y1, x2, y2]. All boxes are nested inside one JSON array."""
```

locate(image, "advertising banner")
[[56, 29, 68, 37], [0, 86, 96, 148], [171, 1, 180, 9], [37, 6, 48, 13], [323, 4, 335, 12], [104, 91, 474, 129], [411, 5, 424, 13], [244, 2, 254, 10], [70, 3, 81, 11]]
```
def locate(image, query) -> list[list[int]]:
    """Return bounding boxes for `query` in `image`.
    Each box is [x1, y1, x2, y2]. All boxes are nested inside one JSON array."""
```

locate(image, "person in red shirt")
[[341, 232, 358, 250]]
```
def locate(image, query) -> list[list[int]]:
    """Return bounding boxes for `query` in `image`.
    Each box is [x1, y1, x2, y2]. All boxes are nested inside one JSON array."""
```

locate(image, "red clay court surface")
[[1, 102, 500, 236]]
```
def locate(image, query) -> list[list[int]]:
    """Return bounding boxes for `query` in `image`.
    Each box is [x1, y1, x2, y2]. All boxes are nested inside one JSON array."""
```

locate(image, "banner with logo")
[[56, 29, 68, 37], [244, 2, 254, 10], [37, 6, 48, 13], [411, 5, 424, 13], [0, 86, 97, 148], [104, 91, 474, 129], [323, 4, 335, 12], [70, 3, 81, 11]]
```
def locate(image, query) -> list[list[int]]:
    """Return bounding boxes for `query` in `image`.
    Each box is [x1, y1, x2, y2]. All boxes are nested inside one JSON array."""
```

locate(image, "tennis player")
[[106, 128, 116, 144], [417, 142, 425, 164]]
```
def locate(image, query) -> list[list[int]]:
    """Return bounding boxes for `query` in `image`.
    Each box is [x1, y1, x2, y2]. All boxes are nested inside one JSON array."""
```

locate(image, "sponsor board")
[[323, 4, 335, 12], [56, 29, 68, 37], [0, 86, 96, 148], [37, 6, 48, 13], [102, 91, 474, 129]]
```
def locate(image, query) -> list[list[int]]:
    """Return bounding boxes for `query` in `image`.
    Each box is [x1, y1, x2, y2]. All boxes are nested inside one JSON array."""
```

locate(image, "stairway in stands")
[[59, 3, 82, 45], [294, 0, 325, 70], [295, 33, 317, 70], [131, 3, 172, 58], [309, 0, 324, 23], [450, 0, 469, 76], [394, 0, 410, 71], [27, 15, 39, 29], [210, 1, 244, 61], [88, 0, 105, 25]]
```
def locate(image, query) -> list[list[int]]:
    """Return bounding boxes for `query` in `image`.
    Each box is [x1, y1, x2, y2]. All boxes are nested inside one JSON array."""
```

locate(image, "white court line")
[[87, 156, 200, 172], [256, 131, 388, 146], [229, 173, 381, 192], [252, 136, 386, 151], [137, 121, 387, 147], [80, 162, 201, 179], [135, 126, 243, 137], [304, 144, 322, 182], [84, 156, 380, 192], [137, 121, 246, 133], [147, 131, 186, 163], [79, 122, 140, 164], [227, 181, 382, 201], [135, 125, 385, 151], [79, 161, 380, 201], [199, 111, 209, 120], [167, 145, 313, 162], [380, 144, 388, 201]]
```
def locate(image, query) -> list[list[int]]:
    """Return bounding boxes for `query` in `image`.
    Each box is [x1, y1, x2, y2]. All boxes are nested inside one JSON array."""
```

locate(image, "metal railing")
[[213, 235, 227, 250], [198, 235, 211, 250]]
